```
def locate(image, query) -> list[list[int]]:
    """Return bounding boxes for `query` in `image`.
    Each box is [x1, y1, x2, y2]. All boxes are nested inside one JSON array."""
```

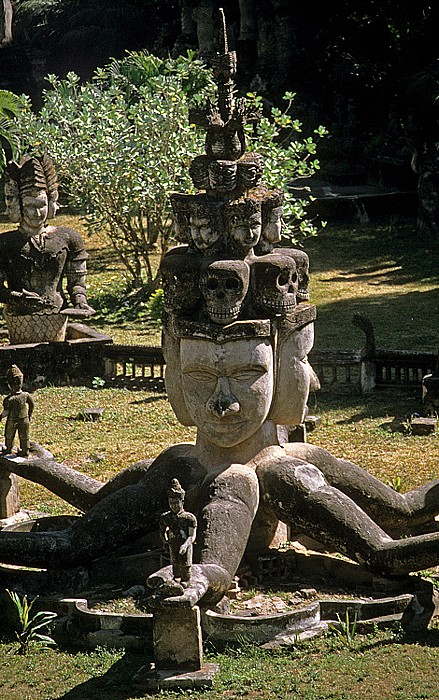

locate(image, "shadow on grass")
[[129, 394, 167, 405], [314, 287, 439, 352], [54, 651, 150, 700], [314, 389, 421, 424], [306, 223, 439, 284], [358, 627, 439, 653]]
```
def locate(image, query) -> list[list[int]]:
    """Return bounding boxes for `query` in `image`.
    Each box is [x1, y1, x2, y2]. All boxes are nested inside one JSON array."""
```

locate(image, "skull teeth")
[[297, 289, 310, 301], [207, 305, 241, 322], [259, 297, 296, 313]]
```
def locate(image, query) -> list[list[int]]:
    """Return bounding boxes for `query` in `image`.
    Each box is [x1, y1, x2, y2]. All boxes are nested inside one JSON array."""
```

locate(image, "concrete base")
[[132, 662, 220, 691]]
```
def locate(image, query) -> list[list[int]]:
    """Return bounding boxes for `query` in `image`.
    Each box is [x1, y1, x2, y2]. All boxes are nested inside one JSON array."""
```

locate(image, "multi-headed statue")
[[0, 154, 94, 344], [0, 12, 439, 609]]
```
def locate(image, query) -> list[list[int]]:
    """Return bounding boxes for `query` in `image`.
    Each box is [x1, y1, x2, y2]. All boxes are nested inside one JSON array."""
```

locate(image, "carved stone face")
[[208, 160, 237, 192], [253, 254, 298, 316], [21, 188, 48, 231], [190, 213, 220, 252], [161, 249, 201, 315], [4, 179, 21, 223], [180, 337, 274, 448], [264, 206, 283, 245], [228, 209, 262, 255], [238, 153, 264, 190], [189, 156, 210, 190], [200, 260, 250, 325], [269, 323, 319, 426]]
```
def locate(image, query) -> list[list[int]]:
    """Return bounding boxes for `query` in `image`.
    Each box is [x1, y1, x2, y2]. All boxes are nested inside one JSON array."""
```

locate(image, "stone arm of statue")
[[284, 442, 439, 537], [65, 252, 95, 317], [180, 524, 196, 555], [257, 453, 439, 578], [0, 452, 205, 569], [0, 283, 49, 313], [26, 393, 35, 421]]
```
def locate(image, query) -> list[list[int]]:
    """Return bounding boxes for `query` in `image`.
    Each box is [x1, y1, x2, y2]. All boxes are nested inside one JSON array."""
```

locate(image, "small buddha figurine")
[[1, 365, 34, 458], [160, 478, 197, 589]]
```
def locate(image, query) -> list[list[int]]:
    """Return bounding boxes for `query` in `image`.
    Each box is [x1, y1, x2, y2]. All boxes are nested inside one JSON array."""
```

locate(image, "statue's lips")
[[203, 418, 246, 432]]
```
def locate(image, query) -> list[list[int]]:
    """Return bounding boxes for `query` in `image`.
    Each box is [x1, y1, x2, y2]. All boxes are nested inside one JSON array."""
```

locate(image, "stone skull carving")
[[160, 247, 201, 315], [273, 248, 310, 302], [252, 254, 298, 317], [200, 259, 250, 325]]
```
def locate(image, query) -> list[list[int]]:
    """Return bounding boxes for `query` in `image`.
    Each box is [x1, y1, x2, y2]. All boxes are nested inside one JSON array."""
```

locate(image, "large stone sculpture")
[[0, 154, 94, 344], [1, 12, 439, 612]]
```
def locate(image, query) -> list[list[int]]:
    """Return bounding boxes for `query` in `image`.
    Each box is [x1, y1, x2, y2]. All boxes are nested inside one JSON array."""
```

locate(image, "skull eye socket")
[[277, 269, 291, 286], [206, 278, 219, 290], [225, 278, 240, 291], [291, 272, 298, 284]]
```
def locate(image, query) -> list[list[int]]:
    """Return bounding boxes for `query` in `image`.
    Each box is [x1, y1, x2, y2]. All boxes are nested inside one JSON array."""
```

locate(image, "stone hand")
[[72, 294, 96, 317], [11, 289, 51, 312], [147, 563, 231, 608]]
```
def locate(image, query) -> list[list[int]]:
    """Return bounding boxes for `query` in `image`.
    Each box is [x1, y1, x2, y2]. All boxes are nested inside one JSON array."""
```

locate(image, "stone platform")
[[0, 322, 112, 389]]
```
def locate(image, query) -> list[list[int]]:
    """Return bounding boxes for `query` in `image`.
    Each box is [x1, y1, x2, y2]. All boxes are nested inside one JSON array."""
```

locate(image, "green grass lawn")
[[0, 215, 438, 699]]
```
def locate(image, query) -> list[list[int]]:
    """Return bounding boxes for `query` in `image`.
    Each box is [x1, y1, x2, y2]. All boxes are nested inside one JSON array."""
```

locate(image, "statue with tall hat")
[[1, 365, 34, 457], [0, 153, 94, 344], [0, 11, 439, 615]]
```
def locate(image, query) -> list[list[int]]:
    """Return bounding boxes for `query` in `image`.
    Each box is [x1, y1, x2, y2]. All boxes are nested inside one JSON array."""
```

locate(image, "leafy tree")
[[0, 89, 22, 170], [246, 91, 327, 240], [14, 51, 326, 296], [15, 51, 214, 293]]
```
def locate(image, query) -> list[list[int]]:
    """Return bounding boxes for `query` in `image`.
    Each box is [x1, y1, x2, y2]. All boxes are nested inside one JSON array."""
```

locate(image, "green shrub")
[[147, 287, 164, 325], [7, 589, 57, 655], [14, 53, 326, 297]]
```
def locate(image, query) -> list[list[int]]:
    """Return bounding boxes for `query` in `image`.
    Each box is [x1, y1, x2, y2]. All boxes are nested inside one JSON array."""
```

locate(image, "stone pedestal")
[[4, 309, 68, 344], [0, 471, 20, 519], [154, 605, 203, 671], [133, 605, 220, 691]]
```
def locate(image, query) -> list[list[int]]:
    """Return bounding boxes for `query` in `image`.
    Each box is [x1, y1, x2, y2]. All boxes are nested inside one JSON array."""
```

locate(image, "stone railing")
[[372, 350, 436, 389], [310, 350, 362, 390], [0, 328, 435, 394], [310, 348, 436, 393], [102, 344, 165, 386]]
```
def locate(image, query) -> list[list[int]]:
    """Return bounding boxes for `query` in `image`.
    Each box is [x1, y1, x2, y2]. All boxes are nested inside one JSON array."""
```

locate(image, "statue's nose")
[[206, 377, 240, 417]]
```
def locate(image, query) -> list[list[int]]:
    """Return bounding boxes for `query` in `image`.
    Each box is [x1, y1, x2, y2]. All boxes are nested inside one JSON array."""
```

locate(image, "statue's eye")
[[231, 369, 265, 382], [184, 370, 216, 382]]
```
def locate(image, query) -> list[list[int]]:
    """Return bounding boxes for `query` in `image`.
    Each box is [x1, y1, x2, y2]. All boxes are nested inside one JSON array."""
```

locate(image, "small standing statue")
[[1, 365, 34, 458], [160, 479, 197, 591]]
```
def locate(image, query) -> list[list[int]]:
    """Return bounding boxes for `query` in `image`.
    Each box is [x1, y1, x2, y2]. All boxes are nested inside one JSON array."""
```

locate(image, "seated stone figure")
[[1, 19, 439, 609], [1, 309, 439, 609], [0, 154, 94, 343]]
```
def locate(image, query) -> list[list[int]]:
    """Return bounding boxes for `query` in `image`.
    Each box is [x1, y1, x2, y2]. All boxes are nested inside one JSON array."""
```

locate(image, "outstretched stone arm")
[[0, 454, 204, 568], [285, 443, 439, 536], [258, 455, 439, 577], [0, 452, 103, 512], [0, 445, 192, 512], [148, 463, 260, 607]]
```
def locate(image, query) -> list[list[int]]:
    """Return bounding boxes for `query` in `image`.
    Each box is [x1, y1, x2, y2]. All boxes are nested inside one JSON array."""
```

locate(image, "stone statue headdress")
[[164, 10, 311, 326], [4, 154, 59, 220]]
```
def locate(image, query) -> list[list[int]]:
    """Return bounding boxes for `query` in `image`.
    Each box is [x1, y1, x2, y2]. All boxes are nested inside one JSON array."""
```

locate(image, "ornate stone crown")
[[162, 9, 313, 337]]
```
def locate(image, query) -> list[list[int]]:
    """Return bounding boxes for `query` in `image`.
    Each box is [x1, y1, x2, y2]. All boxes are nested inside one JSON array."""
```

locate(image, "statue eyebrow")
[[182, 365, 219, 375], [182, 363, 267, 376]]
